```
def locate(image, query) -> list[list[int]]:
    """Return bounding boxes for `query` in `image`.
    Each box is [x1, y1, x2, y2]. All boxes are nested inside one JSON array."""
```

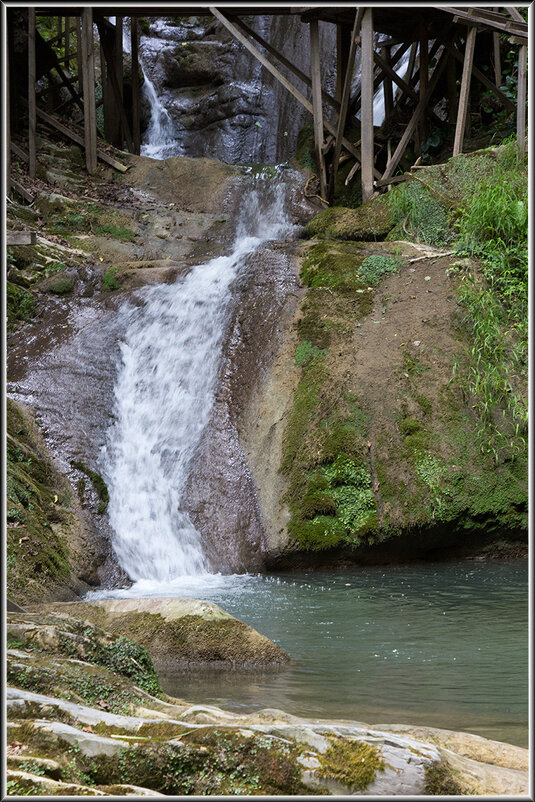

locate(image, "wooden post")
[[65, 16, 70, 63], [381, 48, 448, 183], [81, 8, 98, 173], [419, 23, 428, 146], [447, 51, 457, 124], [516, 44, 527, 152], [453, 26, 477, 157], [115, 16, 124, 148], [28, 7, 36, 178], [336, 23, 352, 104], [310, 18, 327, 200], [131, 17, 141, 155], [329, 8, 363, 201], [360, 8, 374, 203], [382, 46, 394, 122]]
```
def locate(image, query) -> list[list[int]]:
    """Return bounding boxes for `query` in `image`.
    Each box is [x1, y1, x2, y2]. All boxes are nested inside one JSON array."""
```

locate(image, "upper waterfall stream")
[[101, 178, 294, 589]]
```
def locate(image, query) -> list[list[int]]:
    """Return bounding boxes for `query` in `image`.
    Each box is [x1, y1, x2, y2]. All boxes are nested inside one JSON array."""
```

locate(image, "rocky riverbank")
[[6, 610, 529, 796]]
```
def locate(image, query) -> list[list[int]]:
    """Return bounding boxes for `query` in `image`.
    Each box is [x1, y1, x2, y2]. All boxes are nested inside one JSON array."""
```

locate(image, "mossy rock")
[[38, 598, 290, 667], [306, 197, 394, 241]]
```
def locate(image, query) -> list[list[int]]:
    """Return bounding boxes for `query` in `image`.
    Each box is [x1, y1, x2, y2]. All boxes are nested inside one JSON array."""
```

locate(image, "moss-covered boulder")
[[306, 196, 394, 241], [36, 598, 290, 668]]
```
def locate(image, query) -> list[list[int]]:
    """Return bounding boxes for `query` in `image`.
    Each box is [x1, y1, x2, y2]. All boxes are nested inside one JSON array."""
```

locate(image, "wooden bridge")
[[6, 5, 528, 205]]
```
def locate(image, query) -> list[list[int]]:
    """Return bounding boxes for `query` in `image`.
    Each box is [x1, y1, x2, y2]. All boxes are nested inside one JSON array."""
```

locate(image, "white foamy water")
[[140, 67, 176, 159], [100, 179, 294, 589]]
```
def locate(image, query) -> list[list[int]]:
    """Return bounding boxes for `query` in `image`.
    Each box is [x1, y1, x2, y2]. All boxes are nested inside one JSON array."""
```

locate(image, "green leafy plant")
[[358, 253, 402, 286], [294, 340, 327, 366], [101, 267, 121, 292]]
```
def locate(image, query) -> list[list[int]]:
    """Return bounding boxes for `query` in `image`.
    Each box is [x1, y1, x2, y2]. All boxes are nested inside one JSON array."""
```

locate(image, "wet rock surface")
[[7, 611, 528, 796], [138, 15, 337, 164]]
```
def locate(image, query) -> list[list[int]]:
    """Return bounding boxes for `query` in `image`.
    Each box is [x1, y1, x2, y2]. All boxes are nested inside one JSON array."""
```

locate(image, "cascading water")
[[100, 178, 294, 591], [140, 68, 176, 159]]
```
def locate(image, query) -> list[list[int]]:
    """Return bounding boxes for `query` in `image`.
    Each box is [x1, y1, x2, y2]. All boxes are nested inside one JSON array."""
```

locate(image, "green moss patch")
[[306, 196, 394, 241], [70, 461, 109, 514], [318, 738, 385, 790]]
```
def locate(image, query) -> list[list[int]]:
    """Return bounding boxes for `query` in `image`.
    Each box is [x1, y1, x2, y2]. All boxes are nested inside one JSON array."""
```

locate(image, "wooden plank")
[[81, 8, 98, 173], [329, 7, 363, 201], [439, 36, 516, 113], [11, 143, 29, 162], [7, 16, 11, 196], [453, 26, 477, 156], [310, 18, 327, 200], [439, 6, 528, 38], [7, 231, 37, 245], [516, 44, 527, 153], [374, 50, 418, 103], [35, 107, 129, 171], [360, 8, 374, 203], [381, 49, 448, 183], [28, 7, 37, 179], [209, 7, 376, 173], [374, 173, 410, 188], [10, 179, 34, 203], [131, 17, 141, 154], [493, 8, 502, 88]]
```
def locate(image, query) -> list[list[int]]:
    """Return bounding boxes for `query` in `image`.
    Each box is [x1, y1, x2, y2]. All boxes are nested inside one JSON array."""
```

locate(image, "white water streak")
[[101, 181, 293, 584]]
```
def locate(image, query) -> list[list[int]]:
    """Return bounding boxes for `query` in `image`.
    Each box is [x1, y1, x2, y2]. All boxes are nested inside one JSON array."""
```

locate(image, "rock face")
[[138, 15, 338, 163], [241, 149, 528, 567], [35, 598, 290, 667], [6, 612, 528, 797]]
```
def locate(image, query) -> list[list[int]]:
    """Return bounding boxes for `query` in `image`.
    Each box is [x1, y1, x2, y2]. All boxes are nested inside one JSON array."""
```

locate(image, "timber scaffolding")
[[7, 5, 528, 205]]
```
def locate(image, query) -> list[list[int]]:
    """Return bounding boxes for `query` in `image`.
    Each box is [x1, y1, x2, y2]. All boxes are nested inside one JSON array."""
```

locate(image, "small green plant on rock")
[[295, 340, 327, 367], [101, 267, 121, 292]]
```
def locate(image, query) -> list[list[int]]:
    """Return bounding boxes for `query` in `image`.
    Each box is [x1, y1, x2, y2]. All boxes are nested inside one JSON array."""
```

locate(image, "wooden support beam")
[[381, 49, 448, 183], [209, 7, 375, 173], [453, 26, 477, 156], [115, 16, 125, 147], [336, 22, 351, 103], [439, 35, 516, 113], [382, 46, 394, 121], [35, 107, 129, 171], [516, 44, 527, 153], [7, 15, 11, 197], [419, 23, 429, 145], [360, 8, 374, 203], [131, 17, 141, 155], [505, 6, 525, 23], [28, 7, 37, 179], [11, 143, 29, 162], [7, 231, 37, 245], [10, 179, 34, 203], [310, 19, 327, 200], [492, 7, 502, 88], [80, 8, 98, 173], [447, 51, 457, 123], [329, 7, 363, 202], [65, 15, 70, 62], [96, 17, 135, 151]]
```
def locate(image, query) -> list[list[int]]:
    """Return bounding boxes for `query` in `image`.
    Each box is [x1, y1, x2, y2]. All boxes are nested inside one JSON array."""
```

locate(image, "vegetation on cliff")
[[280, 140, 527, 558]]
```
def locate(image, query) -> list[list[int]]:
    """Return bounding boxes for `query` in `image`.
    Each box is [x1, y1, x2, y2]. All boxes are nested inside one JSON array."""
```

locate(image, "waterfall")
[[101, 177, 294, 588], [140, 68, 176, 159]]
